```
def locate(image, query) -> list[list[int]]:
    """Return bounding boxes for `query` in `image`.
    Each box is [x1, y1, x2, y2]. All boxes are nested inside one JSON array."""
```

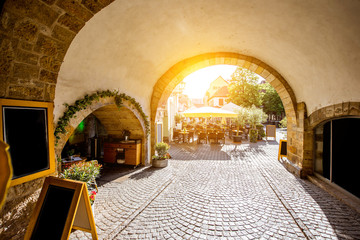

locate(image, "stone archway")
[[150, 52, 304, 176], [55, 96, 149, 167]]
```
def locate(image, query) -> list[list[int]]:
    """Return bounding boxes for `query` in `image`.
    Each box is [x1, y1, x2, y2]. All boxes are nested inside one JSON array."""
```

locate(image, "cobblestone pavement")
[[70, 131, 360, 239]]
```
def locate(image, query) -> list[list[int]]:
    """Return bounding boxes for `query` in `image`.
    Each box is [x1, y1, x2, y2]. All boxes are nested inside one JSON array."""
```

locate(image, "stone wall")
[[1, 0, 114, 101], [0, 0, 114, 238]]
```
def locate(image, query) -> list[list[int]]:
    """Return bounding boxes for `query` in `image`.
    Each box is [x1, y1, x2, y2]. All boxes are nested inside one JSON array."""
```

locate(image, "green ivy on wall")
[[54, 90, 150, 143]]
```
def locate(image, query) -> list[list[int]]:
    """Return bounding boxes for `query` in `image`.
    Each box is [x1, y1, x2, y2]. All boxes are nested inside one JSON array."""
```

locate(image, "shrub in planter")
[[60, 161, 102, 204], [155, 142, 170, 158], [249, 129, 258, 143], [256, 124, 265, 140], [152, 142, 170, 168]]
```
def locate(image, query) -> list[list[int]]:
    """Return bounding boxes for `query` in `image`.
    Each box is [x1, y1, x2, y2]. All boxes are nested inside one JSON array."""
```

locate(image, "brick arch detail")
[[150, 52, 299, 160], [55, 96, 149, 167], [302, 102, 360, 176], [307, 102, 360, 129]]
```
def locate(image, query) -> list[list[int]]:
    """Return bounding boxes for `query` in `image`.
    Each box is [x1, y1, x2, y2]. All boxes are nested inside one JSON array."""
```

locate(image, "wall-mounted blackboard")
[[25, 177, 98, 240], [0, 99, 55, 186], [278, 139, 287, 160]]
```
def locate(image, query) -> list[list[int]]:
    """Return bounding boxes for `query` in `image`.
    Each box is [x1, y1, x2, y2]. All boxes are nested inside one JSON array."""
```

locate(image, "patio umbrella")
[[221, 102, 241, 112], [182, 106, 237, 118]]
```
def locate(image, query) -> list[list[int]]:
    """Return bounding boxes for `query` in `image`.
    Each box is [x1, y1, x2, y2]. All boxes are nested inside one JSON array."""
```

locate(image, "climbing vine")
[[54, 90, 150, 143]]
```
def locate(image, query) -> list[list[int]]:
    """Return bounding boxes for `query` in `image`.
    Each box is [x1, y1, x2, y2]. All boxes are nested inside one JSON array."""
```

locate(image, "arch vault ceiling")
[[55, 0, 360, 120]]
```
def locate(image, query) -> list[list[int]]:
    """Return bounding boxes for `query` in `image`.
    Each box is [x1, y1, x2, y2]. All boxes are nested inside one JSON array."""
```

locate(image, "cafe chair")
[[173, 131, 180, 143], [208, 132, 217, 144], [197, 132, 207, 144], [217, 132, 225, 144], [187, 131, 194, 143]]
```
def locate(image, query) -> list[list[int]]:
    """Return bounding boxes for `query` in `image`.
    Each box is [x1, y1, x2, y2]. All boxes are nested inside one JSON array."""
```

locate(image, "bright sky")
[[182, 65, 238, 99]]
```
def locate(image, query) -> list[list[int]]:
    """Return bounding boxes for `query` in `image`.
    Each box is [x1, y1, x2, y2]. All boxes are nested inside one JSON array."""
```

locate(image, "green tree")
[[247, 105, 267, 129], [260, 83, 284, 115], [228, 67, 261, 107]]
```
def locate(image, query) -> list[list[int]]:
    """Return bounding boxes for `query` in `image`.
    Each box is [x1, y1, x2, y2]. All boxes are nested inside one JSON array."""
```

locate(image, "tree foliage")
[[228, 67, 284, 116], [260, 83, 284, 115], [247, 105, 267, 129], [228, 68, 261, 107]]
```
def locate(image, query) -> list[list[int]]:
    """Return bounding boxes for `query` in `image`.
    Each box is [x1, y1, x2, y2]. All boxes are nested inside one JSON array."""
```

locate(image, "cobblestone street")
[[70, 133, 360, 239]]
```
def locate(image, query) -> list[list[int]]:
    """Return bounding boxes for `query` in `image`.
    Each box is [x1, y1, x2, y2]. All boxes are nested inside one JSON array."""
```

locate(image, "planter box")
[[152, 158, 168, 168], [233, 136, 242, 143]]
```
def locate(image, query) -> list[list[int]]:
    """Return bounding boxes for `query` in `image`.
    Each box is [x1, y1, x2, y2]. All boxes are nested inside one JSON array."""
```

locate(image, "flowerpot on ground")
[[233, 135, 242, 143], [152, 158, 169, 168], [152, 142, 170, 168]]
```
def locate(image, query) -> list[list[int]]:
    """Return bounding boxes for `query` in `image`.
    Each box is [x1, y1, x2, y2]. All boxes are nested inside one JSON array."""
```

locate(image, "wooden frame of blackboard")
[[25, 176, 98, 240], [278, 139, 287, 160], [0, 99, 55, 187], [266, 125, 276, 140], [0, 140, 12, 209]]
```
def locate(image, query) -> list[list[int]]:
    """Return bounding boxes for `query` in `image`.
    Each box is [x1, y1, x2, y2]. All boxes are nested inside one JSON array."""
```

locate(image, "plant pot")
[[233, 135, 242, 143], [152, 158, 168, 168]]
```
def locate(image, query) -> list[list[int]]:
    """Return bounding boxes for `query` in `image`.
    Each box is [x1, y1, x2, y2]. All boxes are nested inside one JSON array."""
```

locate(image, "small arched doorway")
[[55, 96, 149, 171]]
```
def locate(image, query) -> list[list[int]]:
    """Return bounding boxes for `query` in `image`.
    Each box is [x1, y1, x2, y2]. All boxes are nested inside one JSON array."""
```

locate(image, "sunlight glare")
[[182, 65, 237, 99]]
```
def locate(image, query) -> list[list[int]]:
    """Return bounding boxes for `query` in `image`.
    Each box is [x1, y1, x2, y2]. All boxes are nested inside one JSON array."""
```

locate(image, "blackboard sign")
[[31, 185, 75, 240], [25, 177, 98, 240], [0, 99, 55, 186], [278, 139, 287, 160], [266, 125, 276, 140]]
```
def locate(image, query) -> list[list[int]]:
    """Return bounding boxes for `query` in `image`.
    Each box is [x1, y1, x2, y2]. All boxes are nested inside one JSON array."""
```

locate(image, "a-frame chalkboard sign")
[[24, 176, 98, 240], [266, 125, 276, 140], [278, 139, 287, 160]]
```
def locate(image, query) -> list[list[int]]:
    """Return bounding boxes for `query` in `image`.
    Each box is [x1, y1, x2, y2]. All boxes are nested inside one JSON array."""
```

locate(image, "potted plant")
[[123, 129, 131, 141], [233, 107, 248, 143], [60, 161, 102, 206], [152, 142, 170, 168], [247, 105, 267, 143]]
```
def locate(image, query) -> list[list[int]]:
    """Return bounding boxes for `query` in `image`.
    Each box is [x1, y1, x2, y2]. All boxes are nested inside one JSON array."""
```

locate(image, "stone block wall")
[[0, 0, 114, 238]]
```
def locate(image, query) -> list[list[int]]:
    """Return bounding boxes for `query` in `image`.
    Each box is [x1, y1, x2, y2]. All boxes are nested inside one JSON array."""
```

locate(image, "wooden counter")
[[103, 140, 141, 166]]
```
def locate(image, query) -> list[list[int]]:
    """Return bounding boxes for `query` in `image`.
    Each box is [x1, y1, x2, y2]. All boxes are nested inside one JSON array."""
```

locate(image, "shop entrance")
[[315, 118, 360, 198]]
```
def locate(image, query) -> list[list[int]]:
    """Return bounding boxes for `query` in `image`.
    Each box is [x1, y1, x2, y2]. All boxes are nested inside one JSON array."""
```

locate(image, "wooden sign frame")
[[266, 125, 276, 140], [25, 177, 98, 240], [0, 140, 12, 209], [278, 139, 287, 160], [0, 98, 55, 187]]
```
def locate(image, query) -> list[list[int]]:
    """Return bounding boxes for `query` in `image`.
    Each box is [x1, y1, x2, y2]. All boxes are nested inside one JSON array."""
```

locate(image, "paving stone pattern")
[[70, 137, 360, 239]]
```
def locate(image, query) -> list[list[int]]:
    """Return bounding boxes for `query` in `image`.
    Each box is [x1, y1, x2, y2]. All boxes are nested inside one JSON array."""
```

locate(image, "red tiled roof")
[[208, 86, 229, 100]]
